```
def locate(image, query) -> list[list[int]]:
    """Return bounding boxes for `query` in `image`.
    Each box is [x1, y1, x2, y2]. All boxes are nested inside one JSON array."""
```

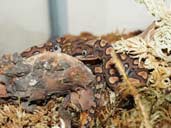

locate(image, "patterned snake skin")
[[21, 37, 148, 90]]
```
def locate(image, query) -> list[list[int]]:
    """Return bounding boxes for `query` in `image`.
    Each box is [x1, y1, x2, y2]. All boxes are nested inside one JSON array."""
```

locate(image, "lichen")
[[113, 0, 171, 89]]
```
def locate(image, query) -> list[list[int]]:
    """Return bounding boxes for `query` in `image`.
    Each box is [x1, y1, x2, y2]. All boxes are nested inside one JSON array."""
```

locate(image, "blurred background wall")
[[67, 0, 153, 34], [0, 0, 50, 54], [0, 0, 153, 55]]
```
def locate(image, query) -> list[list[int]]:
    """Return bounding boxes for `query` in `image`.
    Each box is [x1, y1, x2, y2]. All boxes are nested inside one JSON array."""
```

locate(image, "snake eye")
[[82, 50, 87, 56], [124, 64, 129, 68], [54, 44, 59, 50], [53, 44, 61, 52]]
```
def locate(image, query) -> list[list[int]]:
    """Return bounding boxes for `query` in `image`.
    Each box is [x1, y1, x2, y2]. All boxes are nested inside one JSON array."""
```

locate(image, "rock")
[[12, 52, 23, 64], [4, 63, 31, 77], [0, 74, 10, 85], [0, 83, 7, 97], [0, 52, 95, 112], [70, 88, 96, 111]]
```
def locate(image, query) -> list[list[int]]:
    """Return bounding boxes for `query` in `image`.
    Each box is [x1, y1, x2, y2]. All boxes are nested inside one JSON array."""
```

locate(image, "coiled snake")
[[21, 37, 148, 90]]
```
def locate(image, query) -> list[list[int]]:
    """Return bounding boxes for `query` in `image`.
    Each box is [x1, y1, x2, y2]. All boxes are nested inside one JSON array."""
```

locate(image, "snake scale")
[[21, 37, 148, 90]]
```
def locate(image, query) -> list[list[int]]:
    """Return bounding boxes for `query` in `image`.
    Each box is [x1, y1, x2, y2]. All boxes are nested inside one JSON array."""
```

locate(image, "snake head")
[[59, 39, 103, 62]]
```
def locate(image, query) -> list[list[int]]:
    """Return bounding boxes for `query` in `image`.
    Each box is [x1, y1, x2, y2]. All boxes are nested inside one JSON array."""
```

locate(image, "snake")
[[21, 38, 61, 58], [20, 37, 148, 90], [58, 38, 148, 90]]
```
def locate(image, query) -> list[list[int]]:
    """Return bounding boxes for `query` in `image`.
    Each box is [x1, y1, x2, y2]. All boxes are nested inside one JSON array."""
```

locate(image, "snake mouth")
[[75, 55, 100, 61], [74, 55, 102, 65]]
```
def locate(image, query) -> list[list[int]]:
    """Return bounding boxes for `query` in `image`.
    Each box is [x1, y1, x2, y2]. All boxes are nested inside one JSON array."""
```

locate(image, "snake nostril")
[[49, 48, 53, 52]]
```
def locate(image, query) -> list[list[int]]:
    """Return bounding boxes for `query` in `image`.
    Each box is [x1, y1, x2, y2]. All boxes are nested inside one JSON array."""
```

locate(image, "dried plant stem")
[[111, 50, 152, 128]]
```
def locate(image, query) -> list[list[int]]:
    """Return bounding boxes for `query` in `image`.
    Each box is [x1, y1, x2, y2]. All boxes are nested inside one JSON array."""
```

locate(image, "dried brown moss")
[[0, 31, 170, 128]]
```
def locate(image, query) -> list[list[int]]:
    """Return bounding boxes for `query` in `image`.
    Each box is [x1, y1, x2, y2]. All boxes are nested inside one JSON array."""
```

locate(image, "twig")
[[111, 50, 152, 128]]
